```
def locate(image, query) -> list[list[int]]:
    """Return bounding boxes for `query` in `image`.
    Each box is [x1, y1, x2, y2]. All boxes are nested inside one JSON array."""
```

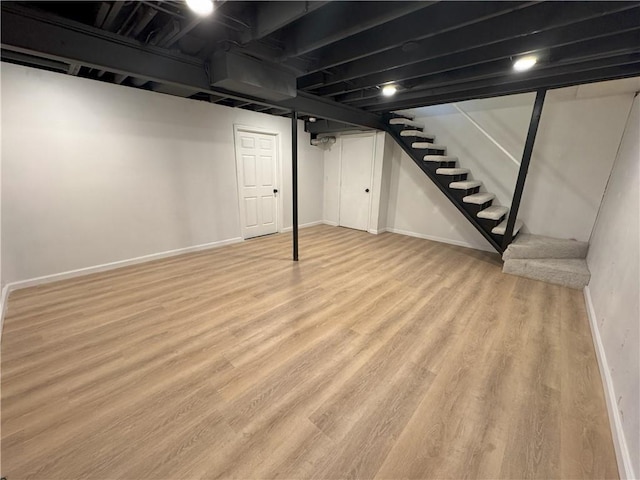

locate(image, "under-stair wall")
[[384, 87, 636, 250], [585, 94, 639, 479]]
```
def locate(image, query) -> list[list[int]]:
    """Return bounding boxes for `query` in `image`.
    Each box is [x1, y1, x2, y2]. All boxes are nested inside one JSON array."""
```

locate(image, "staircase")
[[502, 234, 591, 289], [385, 113, 522, 253]]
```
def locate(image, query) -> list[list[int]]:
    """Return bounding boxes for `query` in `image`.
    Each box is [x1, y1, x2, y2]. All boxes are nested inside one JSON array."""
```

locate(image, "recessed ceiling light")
[[382, 84, 398, 97], [513, 55, 537, 72], [186, 0, 214, 16], [308, 117, 317, 123]]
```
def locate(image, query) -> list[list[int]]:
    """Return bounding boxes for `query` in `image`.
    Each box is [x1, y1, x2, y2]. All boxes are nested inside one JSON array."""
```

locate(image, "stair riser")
[[390, 124, 423, 134], [402, 134, 435, 143], [412, 148, 445, 155], [389, 113, 414, 121], [449, 187, 480, 202], [438, 173, 468, 182], [423, 161, 457, 173], [477, 217, 503, 231], [464, 201, 493, 217]]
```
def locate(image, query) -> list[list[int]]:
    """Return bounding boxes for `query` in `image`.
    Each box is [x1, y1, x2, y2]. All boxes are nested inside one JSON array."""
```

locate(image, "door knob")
[[273, 188, 278, 194], [365, 188, 370, 193]]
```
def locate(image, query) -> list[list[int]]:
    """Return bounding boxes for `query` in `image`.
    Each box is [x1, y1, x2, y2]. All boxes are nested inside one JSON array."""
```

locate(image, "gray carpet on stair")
[[503, 233, 589, 260], [503, 258, 591, 289]]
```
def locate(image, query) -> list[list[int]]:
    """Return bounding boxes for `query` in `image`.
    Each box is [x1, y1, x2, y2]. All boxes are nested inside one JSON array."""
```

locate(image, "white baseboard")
[[3, 237, 244, 294], [584, 286, 635, 480], [368, 228, 387, 235], [282, 220, 325, 233], [385, 227, 494, 252], [0, 284, 11, 342], [322, 220, 338, 227]]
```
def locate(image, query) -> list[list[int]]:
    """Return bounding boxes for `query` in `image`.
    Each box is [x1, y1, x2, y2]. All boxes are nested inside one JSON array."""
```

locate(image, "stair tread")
[[503, 258, 590, 289], [492, 218, 523, 235], [412, 142, 446, 150], [400, 130, 434, 139], [436, 168, 469, 175], [503, 233, 589, 260], [464, 192, 495, 204], [477, 205, 508, 220], [390, 118, 424, 129], [450, 180, 481, 189], [424, 155, 457, 162]]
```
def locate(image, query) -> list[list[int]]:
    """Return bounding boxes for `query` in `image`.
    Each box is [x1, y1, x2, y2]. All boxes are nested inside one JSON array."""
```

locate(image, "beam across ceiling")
[[0, 5, 385, 130], [302, 1, 638, 92]]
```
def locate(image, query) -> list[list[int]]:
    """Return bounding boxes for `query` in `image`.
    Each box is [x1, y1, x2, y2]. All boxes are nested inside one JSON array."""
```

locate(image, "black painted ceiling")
[[2, 1, 640, 125]]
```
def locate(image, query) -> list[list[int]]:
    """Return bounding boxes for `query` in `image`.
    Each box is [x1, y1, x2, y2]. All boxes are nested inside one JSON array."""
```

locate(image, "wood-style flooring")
[[1, 225, 617, 479]]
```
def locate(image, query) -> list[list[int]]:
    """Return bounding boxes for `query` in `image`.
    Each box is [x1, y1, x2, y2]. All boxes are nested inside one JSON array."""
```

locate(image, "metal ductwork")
[[210, 50, 296, 101]]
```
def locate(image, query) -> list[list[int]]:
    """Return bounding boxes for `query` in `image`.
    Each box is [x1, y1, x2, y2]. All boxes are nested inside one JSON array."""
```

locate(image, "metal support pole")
[[503, 88, 547, 249], [292, 111, 299, 261]]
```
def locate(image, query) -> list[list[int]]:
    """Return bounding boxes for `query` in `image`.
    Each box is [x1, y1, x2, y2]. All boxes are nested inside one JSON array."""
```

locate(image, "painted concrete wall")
[[587, 94, 639, 478], [1, 63, 323, 285], [388, 87, 634, 250]]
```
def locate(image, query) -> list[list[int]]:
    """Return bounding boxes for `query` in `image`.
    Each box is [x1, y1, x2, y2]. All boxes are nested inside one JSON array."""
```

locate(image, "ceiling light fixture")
[[308, 117, 317, 122], [513, 55, 537, 72], [382, 84, 398, 97], [186, 0, 214, 16]]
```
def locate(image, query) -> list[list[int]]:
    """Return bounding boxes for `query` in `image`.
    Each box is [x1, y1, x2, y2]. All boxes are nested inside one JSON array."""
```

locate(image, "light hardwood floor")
[[1, 225, 617, 479]]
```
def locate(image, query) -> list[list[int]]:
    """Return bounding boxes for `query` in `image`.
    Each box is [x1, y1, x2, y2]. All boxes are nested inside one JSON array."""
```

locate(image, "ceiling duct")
[[210, 50, 296, 101]]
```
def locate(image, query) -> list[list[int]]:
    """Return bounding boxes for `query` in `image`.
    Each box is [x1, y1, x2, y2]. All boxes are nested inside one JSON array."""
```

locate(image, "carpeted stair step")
[[401, 130, 434, 140], [503, 258, 591, 290], [492, 218, 523, 236], [412, 142, 446, 151], [502, 233, 589, 260], [450, 180, 482, 190], [389, 118, 424, 129], [424, 155, 457, 163], [477, 205, 508, 220], [463, 192, 495, 205], [436, 168, 469, 176]]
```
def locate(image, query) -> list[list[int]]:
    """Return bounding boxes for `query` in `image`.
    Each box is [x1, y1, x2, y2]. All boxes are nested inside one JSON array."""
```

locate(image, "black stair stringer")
[[383, 123, 504, 254]]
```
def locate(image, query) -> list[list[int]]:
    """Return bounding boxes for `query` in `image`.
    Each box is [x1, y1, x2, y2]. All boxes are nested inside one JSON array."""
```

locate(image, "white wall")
[[586, 94, 639, 479], [1, 63, 323, 285], [385, 141, 495, 251], [522, 92, 633, 241], [388, 85, 635, 250], [297, 126, 324, 227]]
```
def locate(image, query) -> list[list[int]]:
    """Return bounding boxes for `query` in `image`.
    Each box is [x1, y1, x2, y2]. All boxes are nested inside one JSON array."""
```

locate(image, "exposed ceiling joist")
[[367, 61, 640, 112], [279, 1, 429, 60], [2, 1, 639, 123], [323, 8, 640, 100], [338, 29, 640, 105], [303, 1, 638, 91], [300, 0, 533, 77], [101, 1, 124, 32], [0, 5, 385, 130], [355, 52, 640, 109], [240, 1, 328, 44]]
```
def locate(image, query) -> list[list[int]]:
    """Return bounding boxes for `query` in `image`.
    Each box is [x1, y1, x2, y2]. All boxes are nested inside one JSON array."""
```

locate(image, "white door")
[[339, 134, 375, 231], [235, 129, 279, 239]]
